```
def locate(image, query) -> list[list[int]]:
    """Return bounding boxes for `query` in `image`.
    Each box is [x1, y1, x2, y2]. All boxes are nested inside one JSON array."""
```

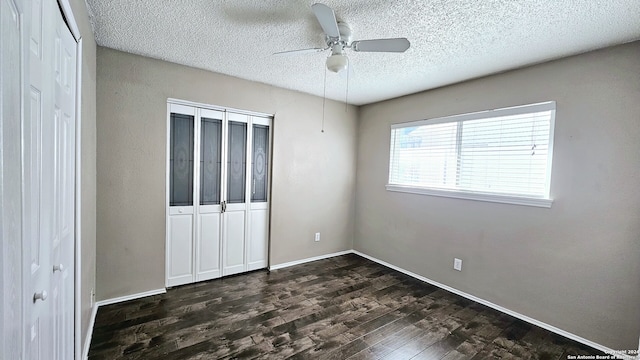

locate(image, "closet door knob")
[[33, 291, 48, 302], [53, 264, 64, 272]]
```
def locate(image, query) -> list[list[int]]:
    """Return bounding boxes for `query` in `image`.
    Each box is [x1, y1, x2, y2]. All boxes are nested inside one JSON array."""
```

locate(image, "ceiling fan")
[[274, 3, 410, 73]]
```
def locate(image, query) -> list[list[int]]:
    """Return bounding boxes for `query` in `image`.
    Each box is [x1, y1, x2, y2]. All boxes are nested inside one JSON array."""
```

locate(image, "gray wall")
[[96, 47, 357, 300], [355, 41, 640, 350], [68, 0, 97, 353]]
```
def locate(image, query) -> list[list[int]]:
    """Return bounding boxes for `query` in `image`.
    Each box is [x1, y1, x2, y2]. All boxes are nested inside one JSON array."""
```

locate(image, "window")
[[387, 102, 555, 207]]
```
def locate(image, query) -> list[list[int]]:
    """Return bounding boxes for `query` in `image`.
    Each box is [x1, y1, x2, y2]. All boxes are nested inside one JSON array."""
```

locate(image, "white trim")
[[167, 98, 273, 118], [268, 250, 354, 270], [545, 107, 556, 198], [193, 108, 201, 283], [352, 250, 631, 359], [169, 103, 195, 116], [391, 101, 556, 129], [95, 288, 166, 307], [81, 288, 166, 359], [73, 36, 84, 360], [81, 303, 97, 360], [165, 103, 170, 287], [385, 184, 553, 208], [78, 251, 633, 359]]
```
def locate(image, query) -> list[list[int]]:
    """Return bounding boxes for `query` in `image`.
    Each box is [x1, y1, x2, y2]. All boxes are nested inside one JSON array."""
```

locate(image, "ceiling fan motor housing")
[[337, 22, 352, 43], [325, 22, 352, 47]]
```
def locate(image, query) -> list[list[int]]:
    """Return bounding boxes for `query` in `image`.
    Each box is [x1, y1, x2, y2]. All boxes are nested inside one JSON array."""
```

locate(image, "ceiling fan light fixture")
[[326, 53, 348, 73]]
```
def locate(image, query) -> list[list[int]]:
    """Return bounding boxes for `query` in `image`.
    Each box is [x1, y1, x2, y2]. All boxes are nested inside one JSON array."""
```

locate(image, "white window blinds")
[[389, 102, 555, 201]]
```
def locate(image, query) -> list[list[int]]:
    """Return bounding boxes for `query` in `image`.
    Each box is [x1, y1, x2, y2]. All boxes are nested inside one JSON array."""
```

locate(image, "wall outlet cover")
[[454, 258, 462, 271]]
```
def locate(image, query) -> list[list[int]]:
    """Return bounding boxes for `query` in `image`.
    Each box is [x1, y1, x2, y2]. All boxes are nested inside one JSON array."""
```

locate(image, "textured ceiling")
[[86, 0, 640, 105]]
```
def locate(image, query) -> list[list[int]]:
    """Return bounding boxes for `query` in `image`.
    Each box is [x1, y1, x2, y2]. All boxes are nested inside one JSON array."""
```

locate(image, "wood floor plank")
[[88, 254, 607, 360]]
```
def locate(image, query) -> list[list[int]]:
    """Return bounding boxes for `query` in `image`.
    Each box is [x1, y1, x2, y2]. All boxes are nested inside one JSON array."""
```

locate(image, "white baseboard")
[[79, 254, 633, 359], [82, 288, 166, 359], [95, 288, 166, 307], [82, 303, 98, 360], [352, 250, 630, 360], [269, 250, 354, 270]]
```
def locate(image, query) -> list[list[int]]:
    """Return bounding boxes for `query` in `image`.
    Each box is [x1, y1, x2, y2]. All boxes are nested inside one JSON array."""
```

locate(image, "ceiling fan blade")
[[311, 3, 340, 39], [351, 38, 410, 53], [273, 47, 327, 56]]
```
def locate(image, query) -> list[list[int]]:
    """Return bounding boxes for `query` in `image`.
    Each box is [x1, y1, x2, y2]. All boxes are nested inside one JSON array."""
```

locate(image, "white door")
[[247, 117, 271, 271], [1, 0, 26, 358], [167, 103, 271, 285], [195, 109, 223, 281], [26, 0, 55, 357], [51, 7, 77, 360], [222, 113, 249, 276], [167, 104, 196, 287], [24, 0, 77, 358]]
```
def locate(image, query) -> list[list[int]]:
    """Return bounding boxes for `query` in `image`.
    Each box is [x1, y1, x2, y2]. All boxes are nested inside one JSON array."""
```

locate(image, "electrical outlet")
[[453, 258, 462, 271], [314, 232, 320, 242]]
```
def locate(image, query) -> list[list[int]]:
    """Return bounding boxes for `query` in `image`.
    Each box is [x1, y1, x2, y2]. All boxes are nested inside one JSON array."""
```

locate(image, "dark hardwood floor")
[[89, 254, 606, 359]]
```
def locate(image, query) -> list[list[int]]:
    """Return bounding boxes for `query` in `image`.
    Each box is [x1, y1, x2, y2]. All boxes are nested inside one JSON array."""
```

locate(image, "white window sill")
[[385, 184, 553, 208]]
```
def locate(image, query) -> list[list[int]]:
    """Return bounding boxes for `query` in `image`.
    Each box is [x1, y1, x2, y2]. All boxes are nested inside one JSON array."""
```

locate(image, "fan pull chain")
[[345, 61, 350, 112], [321, 66, 327, 133]]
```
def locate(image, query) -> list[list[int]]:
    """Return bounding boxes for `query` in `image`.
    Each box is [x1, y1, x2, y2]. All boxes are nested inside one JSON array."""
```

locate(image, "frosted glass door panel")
[[170, 113, 194, 206], [227, 121, 247, 203], [251, 124, 269, 202], [200, 117, 222, 205]]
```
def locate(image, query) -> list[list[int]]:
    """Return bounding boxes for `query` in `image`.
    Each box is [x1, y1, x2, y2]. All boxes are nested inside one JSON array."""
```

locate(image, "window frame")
[[386, 101, 556, 208]]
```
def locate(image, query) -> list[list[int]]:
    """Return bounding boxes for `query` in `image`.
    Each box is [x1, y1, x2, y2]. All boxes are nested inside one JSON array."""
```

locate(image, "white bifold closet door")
[[166, 103, 271, 287], [24, 0, 77, 358], [197, 109, 224, 281]]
